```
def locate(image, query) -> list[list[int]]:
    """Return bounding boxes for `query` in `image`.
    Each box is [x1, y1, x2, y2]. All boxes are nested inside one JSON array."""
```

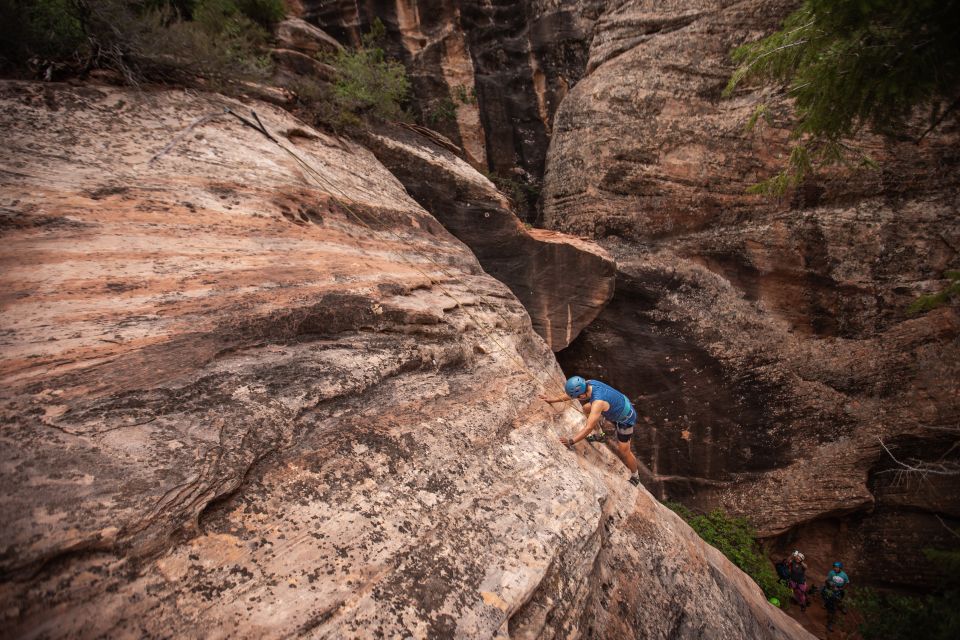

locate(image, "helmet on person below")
[[833, 561, 843, 569], [564, 376, 587, 398], [791, 550, 805, 562]]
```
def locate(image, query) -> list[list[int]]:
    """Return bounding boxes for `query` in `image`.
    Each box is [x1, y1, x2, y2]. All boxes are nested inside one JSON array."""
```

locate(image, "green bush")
[[0, 0, 86, 64], [853, 587, 960, 640], [666, 503, 792, 606], [234, 0, 284, 28], [853, 547, 960, 640], [908, 271, 960, 315], [424, 96, 457, 125], [0, 0, 280, 83], [192, 0, 281, 35], [324, 21, 410, 124]]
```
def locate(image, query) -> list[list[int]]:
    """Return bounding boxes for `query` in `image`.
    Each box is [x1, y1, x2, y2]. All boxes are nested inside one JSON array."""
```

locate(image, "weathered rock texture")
[[542, 0, 960, 592], [0, 81, 811, 639], [365, 123, 616, 351]]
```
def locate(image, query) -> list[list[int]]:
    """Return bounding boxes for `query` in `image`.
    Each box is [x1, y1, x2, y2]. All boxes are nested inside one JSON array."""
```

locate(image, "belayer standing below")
[[540, 376, 641, 486], [825, 561, 849, 592], [821, 561, 850, 631], [784, 550, 810, 612]]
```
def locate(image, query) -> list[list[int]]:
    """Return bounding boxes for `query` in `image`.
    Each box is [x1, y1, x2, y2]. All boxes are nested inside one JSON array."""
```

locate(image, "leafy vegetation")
[[424, 96, 457, 125], [0, 0, 284, 84], [329, 47, 409, 123], [666, 503, 792, 606], [908, 271, 960, 315], [725, 0, 960, 194], [275, 20, 411, 132], [483, 170, 541, 215], [852, 547, 960, 640], [0, 0, 86, 64]]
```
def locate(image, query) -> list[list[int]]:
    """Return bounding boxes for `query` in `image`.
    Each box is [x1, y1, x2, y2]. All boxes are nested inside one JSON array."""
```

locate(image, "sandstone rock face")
[[542, 0, 960, 591], [366, 124, 616, 351], [0, 81, 810, 639]]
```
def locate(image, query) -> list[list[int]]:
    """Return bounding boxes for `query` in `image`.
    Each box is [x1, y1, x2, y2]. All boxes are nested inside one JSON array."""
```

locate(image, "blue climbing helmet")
[[833, 561, 843, 569], [564, 376, 587, 397]]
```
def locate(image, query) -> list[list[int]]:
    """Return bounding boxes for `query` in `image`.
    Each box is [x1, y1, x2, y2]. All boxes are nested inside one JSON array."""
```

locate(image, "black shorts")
[[614, 417, 635, 443]]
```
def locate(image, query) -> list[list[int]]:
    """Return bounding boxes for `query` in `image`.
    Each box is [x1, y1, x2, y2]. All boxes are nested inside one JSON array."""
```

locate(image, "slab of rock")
[[270, 47, 337, 81], [274, 17, 342, 56], [0, 81, 810, 639], [367, 124, 616, 351]]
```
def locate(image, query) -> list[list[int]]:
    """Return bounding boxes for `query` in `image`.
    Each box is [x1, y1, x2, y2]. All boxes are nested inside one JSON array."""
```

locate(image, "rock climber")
[[821, 561, 850, 630], [783, 550, 809, 611], [539, 375, 642, 486]]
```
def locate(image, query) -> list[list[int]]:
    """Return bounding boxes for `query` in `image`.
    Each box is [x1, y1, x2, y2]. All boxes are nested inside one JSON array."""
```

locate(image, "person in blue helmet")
[[539, 375, 641, 486], [826, 561, 850, 591], [822, 561, 850, 631]]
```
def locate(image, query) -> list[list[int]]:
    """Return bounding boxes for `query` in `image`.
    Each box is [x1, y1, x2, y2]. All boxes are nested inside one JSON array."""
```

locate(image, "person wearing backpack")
[[784, 550, 810, 611]]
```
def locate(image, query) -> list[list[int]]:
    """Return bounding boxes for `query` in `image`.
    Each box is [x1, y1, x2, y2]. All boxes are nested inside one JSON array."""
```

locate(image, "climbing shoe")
[[628, 475, 641, 486], [585, 432, 607, 443]]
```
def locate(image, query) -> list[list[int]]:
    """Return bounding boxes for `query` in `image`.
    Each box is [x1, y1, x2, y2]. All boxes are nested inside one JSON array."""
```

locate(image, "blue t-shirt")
[[826, 570, 849, 588], [588, 380, 635, 425]]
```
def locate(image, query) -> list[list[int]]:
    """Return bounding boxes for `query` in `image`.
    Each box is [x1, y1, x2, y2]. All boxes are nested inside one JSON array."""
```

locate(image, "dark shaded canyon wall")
[[542, 0, 960, 592], [299, 0, 603, 218]]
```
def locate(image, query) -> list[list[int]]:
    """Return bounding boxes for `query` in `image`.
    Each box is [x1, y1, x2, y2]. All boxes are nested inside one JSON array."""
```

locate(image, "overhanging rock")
[[367, 124, 616, 351]]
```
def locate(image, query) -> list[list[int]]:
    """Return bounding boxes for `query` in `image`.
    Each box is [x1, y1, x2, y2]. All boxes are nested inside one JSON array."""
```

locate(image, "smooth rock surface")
[[0, 81, 811, 639]]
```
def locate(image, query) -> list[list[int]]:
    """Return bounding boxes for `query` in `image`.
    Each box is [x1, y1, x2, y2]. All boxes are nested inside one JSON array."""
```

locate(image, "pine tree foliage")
[[725, 0, 960, 194]]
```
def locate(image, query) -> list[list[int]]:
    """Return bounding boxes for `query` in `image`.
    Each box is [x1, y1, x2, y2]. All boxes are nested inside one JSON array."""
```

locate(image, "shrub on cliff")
[[322, 19, 410, 126], [666, 503, 792, 606], [725, 0, 960, 195], [0, 0, 85, 65], [328, 46, 409, 123], [908, 270, 960, 315], [0, 0, 284, 84]]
